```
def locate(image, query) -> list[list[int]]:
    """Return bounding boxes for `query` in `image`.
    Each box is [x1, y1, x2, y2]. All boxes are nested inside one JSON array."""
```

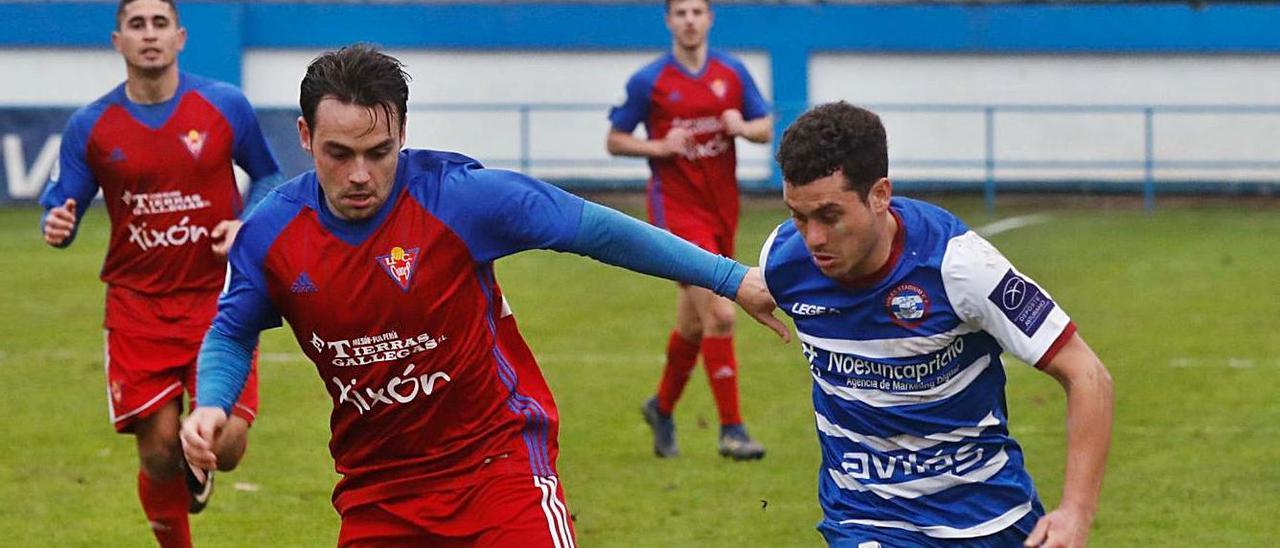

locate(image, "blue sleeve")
[[195, 326, 256, 414], [242, 172, 284, 217], [608, 69, 655, 133], [566, 202, 748, 299], [733, 59, 770, 121], [430, 167, 586, 263], [38, 109, 101, 246], [199, 83, 282, 182]]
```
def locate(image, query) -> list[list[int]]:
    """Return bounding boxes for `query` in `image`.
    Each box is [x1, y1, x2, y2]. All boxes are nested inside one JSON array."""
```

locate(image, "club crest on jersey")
[[709, 78, 727, 100], [180, 129, 207, 159], [376, 246, 420, 292], [885, 283, 930, 328]]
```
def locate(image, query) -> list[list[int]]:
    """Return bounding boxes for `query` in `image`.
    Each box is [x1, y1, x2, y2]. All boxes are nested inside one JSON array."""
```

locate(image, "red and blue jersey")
[[212, 150, 588, 511], [609, 50, 768, 239], [39, 72, 280, 309]]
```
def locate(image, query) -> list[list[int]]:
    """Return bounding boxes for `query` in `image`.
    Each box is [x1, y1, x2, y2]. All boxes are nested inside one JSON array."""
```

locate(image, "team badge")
[[376, 246, 420, 292], [709, 78, 727, 100], [180, 129, 207, 159], [885, 283, 930, 328]]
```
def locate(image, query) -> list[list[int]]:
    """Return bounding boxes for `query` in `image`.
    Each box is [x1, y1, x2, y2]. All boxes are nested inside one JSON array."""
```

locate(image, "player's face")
[[112, 0, 185, 75], [666, 0, 713, 52], [299, 98, 404, 222], [784, 172, 893, 283]]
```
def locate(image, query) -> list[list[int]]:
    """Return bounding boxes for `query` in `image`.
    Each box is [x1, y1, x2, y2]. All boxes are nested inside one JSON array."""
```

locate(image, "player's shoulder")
[[896, 197, 969, 240], [66, 84, 127, 135], [238, 172, 312, 254], [759, 220, 810, 275], [707, 49, 748, 70], [183, 72, 252, 111], [630, 52, 676, 85]]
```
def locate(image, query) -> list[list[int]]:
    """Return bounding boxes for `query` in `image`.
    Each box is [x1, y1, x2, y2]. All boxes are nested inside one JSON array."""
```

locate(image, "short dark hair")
[[116, 0, 179, 29], [775, 101, 888, 199], [666, 0, 710, 13], [299, 44, 411, 137]]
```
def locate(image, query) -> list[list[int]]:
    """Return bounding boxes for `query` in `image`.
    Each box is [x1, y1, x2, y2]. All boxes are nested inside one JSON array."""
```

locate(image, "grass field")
[[1, 195, 1278, 547]]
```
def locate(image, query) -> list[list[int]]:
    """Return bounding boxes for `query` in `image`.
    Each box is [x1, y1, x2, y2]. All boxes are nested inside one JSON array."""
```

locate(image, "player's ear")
[[297, 116, 313, 154], [868, 177, 892, 212], [175, 26, 187, 52], [111, 30, 122, 54]]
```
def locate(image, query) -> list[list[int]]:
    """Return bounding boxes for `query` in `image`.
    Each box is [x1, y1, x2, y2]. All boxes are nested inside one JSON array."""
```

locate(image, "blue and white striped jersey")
[[760, 197, 1076, 539]]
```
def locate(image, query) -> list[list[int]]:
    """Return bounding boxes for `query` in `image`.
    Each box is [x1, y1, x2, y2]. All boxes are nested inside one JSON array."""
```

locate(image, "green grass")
[[1, 196, 1277, 546]]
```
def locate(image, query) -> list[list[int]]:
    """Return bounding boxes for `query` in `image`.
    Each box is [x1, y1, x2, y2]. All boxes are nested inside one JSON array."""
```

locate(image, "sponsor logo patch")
[[885, 283, 930, 328], [376, 246, 419, 292], [988, 269, 1055, 336]]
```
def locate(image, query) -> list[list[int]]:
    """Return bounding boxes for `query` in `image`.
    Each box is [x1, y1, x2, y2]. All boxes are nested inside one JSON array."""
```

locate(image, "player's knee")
[[214, 417, 251, 471], [704, 308, 736, 336], [137, 442, 182, 479]]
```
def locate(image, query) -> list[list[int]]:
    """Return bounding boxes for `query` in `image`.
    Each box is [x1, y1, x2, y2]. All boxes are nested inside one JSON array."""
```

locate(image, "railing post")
[[1143, 107, 1155, 213], [984, 106, 996, 213], [519, 105, 531, 174]]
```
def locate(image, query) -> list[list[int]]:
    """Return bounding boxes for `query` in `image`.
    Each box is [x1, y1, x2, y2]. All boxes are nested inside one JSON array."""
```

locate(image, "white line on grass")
[[975, 214, 1052, 238]]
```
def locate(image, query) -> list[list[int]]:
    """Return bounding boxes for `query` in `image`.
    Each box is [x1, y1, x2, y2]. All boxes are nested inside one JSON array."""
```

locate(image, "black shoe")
[[184, 464, 214, 514], [642, 397, 679, 458], [718, 424, 765, 461]]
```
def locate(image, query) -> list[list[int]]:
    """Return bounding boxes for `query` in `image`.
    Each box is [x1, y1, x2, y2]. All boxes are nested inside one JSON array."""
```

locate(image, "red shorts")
[[337, 473, 576, 548], [104, 328, 259, 433], [646, 184, 737, 258]]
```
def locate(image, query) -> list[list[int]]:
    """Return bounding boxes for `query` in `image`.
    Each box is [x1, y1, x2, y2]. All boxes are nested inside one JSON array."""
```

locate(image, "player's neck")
[[671, 43, 708, 74], [125, 66, 181, 105]]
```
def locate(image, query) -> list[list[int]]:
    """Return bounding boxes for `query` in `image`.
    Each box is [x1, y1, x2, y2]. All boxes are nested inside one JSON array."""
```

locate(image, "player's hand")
[[42, 198, 78, 247], [1024, 505, 1093, 548], [734, 267, 790, 343], [721, 109, 746, 137], [181, 406, 229, 471], [210, 219, 243, 259], [659, 127, 693, 158]]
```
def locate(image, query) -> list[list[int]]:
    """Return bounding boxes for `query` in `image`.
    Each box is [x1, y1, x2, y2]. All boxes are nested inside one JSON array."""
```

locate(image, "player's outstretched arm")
[[565, 201, 789, 341], [1024, 333, 1113, 548]]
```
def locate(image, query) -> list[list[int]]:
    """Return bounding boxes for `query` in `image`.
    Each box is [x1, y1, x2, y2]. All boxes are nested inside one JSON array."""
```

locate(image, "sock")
[[138, 469, 192, 548], [655, 331, 701, 415], [701, 336, 742, 426]]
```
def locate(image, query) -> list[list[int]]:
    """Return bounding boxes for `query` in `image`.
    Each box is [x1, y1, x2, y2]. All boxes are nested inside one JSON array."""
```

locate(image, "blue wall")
[[4, 2, 1280, 137]]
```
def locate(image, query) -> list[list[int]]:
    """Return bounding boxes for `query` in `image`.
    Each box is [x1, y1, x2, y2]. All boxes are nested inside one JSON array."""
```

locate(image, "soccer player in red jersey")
[[39, 1, 282, 546], [607, 0, 775, 460], [180, 44, 787, 547]]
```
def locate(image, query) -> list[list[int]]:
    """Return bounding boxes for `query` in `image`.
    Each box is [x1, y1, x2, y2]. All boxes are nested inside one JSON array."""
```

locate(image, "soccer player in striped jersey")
[[179, 45, 787, 547], [39, 1, 281, 546], [607, 0, 773, 461], [760, 102, 1113, 547]]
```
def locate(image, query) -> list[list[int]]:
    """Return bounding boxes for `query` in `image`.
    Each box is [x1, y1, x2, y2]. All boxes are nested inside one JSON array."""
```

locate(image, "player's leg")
[[643, 287, 701, 458], [207, 354, 258, 471], [106, 328, 193, 547], [691, 284, 765, 460], [133, 399, 193, 548]]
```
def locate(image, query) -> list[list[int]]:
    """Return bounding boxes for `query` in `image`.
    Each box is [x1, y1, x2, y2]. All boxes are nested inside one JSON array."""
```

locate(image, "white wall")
[[0, 49, 122, 105], [243, 49, 775, 180], [810, 54, 1280, 182]]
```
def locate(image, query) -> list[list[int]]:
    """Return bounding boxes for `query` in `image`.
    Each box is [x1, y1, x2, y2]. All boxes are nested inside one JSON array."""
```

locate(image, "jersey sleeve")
[[209, 212, 285, 341], [200, 83, 281, 182], [608, 70, 654, 133], [434, 167, 586, 263], [731, 59, 770, 121], [38, 108, 101, 244], [941, 230, 1074, 368]]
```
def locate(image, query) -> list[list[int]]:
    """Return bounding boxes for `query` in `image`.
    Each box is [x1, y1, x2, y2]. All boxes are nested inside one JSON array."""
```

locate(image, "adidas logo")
[[290, 272, 318, 294]]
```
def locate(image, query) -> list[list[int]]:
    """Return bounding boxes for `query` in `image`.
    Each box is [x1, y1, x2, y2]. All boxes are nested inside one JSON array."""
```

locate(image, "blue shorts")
[[819, 501, 1044, 548]]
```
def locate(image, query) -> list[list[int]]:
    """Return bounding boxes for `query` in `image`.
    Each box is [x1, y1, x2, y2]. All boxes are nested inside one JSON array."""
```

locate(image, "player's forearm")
[[606, 130, 667, 158], [1058, 358, 1114, 517], [196, 326, 257, 414], [739, 116, 774, 144], [566, 201, 747, 298]]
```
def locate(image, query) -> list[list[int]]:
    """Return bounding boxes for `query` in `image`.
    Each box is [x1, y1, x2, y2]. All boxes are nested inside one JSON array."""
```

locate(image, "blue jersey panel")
[[39, 99, 110, 234], [193, 76, 281, 182]]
